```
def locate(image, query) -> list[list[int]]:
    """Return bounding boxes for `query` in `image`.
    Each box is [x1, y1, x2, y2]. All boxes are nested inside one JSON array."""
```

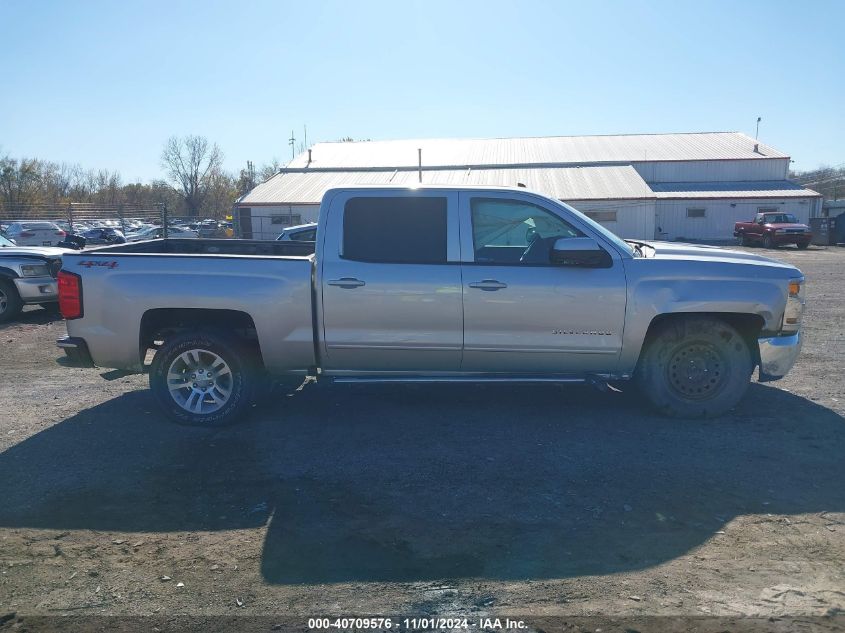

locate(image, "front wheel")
[[797, 241, 810, 250], [763, 234, 775, 249], [149, 330, 257, 426], [0, 279, 23, 323], [635, 317, 753, 418]]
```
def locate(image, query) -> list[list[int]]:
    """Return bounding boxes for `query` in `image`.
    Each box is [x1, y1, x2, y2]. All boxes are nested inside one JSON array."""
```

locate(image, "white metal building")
[[235, 132, 821, 241]]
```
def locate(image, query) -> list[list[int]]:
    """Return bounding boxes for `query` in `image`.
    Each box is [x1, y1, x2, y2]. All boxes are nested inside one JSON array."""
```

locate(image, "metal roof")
[[239, 165, 654, 205], [651, 181, 821, 199], [286, 132, 787, 170]]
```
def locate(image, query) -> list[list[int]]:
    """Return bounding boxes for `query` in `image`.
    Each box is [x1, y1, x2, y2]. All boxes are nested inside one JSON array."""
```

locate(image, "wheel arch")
[[636, 312, 765, 371], [139, 308, 264, 370]]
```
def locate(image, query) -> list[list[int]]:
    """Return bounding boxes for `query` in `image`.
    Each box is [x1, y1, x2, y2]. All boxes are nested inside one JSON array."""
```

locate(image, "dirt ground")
[[0, 245, 843, 632]]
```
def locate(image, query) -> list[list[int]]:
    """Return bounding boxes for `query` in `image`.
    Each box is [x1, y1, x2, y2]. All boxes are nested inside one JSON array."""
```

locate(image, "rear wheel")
[[0, 279, 23, 323], [740, 235, 752, 247], [797, 241, 809, 250], [635, 317, 753, 418], [149, 330, 256, 426]]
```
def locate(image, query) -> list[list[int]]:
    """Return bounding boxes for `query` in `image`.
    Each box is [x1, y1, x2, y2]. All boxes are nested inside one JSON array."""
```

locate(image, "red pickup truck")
[[734, 212, 812, 249]]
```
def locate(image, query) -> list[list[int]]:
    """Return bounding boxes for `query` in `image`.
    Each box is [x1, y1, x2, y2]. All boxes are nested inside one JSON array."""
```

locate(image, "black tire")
[[0, 279, 23, 323], [635, 317, 753, 418], [740, 235, 752, 247], [149, 330, 257, 426], [762, 234, 775, 249], [797, 241, 809, 250]]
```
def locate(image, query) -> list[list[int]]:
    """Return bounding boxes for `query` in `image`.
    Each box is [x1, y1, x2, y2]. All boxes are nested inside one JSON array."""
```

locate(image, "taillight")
[[58, 271, 83, 319], [19, 231, 35, 237], [55, 230, 66, 236]]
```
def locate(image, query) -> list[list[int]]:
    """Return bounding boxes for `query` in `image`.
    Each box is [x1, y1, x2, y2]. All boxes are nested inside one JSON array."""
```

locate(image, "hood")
[[642, 241, 797, 269], [0, 245, 71, 258]]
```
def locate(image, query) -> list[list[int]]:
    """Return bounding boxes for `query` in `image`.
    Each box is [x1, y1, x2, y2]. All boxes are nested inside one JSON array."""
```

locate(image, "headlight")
[[20, 264, 51, 277], [782, 278, 805, 333]]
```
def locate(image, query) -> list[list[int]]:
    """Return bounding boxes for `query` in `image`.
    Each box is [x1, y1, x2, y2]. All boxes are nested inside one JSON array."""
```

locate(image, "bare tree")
[[160, 135, 224, 216], [259, 158, 281, 182]]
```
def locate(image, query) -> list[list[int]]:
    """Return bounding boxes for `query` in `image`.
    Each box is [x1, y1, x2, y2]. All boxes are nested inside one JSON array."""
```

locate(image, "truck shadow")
[[0, 382, 842, 584]]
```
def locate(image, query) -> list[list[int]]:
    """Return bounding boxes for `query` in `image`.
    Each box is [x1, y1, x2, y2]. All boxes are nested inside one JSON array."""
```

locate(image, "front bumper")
[[57, 336, 95, 368], [773, 234, 812, 245], [758, 332, 802, 382], [13, 276, 58, 303]]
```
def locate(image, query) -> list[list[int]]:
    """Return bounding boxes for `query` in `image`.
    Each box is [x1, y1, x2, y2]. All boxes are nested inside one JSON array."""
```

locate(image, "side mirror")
[[550, 237, 612, 268]]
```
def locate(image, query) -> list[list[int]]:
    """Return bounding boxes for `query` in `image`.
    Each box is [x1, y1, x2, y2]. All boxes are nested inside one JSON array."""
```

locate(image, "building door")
[[238, 207, 252, 239]]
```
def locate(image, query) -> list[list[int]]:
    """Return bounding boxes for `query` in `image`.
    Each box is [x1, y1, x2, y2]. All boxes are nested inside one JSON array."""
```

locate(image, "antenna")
[[289, 130, 296, 160], [418, 148, 422, 183], [304, 124, 308, 150], [756, 116, 762, 139]]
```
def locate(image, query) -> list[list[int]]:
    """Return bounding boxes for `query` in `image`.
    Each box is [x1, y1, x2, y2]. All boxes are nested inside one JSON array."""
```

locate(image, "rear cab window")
[[342, 196, 448, 264]]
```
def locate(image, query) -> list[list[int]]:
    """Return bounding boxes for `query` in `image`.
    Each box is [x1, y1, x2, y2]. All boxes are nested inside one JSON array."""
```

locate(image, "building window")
[[271, 214, 302, 226], [585, 210, 618, 223], [686, 208, 706, 218], [343, 196, 447, 264], [757, 207, 778, 214]]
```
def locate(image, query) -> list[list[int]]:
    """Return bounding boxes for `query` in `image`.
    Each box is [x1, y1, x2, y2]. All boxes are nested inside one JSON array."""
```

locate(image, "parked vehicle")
[[197, 221, 225, 238], [276, 223, 318, 242], [56, 234, 87, 250], [57, 186, 805, 426], [125, 226, 198, 242], [75, 227, 126, 245], [2, 221, 66, 246], [734, 212, 812, 249], [0, 234, 68, 321]]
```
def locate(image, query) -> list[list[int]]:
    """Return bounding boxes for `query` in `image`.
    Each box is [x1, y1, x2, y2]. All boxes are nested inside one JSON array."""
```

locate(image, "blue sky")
[[1, 0, 842, 181]]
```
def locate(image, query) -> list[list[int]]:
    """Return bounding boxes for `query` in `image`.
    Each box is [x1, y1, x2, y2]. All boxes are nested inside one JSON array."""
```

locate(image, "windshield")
[[552, 199, 634, 255], [765, 213, 799, 224]]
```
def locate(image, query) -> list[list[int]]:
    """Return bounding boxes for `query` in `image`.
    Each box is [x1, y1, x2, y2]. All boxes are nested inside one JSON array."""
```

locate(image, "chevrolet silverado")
[[56, 186, 805, 425]]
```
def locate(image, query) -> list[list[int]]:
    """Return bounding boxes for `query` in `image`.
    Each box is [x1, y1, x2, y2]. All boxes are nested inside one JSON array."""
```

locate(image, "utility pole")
[[755, 116, 762, 139], [289, 130, 296, 160]]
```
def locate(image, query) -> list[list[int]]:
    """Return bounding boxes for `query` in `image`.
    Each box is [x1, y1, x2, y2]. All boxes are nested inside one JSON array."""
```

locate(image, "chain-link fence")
[[0, 202, 166, 235], [0, 203, 236, 239]]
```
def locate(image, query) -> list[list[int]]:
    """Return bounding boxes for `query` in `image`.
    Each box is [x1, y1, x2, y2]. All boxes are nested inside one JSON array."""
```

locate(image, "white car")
[[3, 221, 67, 246], [276, 223, 318, 241]]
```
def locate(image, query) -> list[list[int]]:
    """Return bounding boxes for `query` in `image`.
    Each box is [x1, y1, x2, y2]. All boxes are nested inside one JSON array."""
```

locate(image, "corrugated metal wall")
[[238, 204, 320, 240], [566, 199, 655, 240], [654, 197, 814, 241], [632, 158, 789, 183]]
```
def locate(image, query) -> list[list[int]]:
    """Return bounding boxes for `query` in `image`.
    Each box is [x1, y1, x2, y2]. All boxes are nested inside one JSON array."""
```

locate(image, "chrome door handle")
[[468, 279, 508, 291], [327, 277, 366, 289]]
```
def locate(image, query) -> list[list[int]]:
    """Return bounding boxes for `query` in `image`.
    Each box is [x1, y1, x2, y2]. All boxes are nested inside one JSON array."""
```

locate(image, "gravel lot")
[[0, 245, 843, 631]]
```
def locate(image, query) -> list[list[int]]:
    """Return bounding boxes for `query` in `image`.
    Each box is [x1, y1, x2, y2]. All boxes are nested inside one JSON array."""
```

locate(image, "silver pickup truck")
[[0, 235, 66, 322], [56, 186, 805, 425]]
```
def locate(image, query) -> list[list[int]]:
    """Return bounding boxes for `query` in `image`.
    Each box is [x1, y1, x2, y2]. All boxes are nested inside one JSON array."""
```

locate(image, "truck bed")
[[61, 238, 318, 374], [94, 238, 315, 258]]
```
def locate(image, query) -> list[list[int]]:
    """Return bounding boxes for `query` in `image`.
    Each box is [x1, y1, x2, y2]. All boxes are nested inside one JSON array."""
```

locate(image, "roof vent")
[[517, 182, 526, 188], [307, 149, 312, 166], [753, 143, 759, 153]]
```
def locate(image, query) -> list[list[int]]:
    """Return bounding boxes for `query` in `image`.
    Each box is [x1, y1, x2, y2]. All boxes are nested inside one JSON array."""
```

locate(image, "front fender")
[[619, 259, 790, 373]]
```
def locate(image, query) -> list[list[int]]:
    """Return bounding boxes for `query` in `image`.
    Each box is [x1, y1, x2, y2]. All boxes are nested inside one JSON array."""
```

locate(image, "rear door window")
[[343, 196, 447, 264]]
